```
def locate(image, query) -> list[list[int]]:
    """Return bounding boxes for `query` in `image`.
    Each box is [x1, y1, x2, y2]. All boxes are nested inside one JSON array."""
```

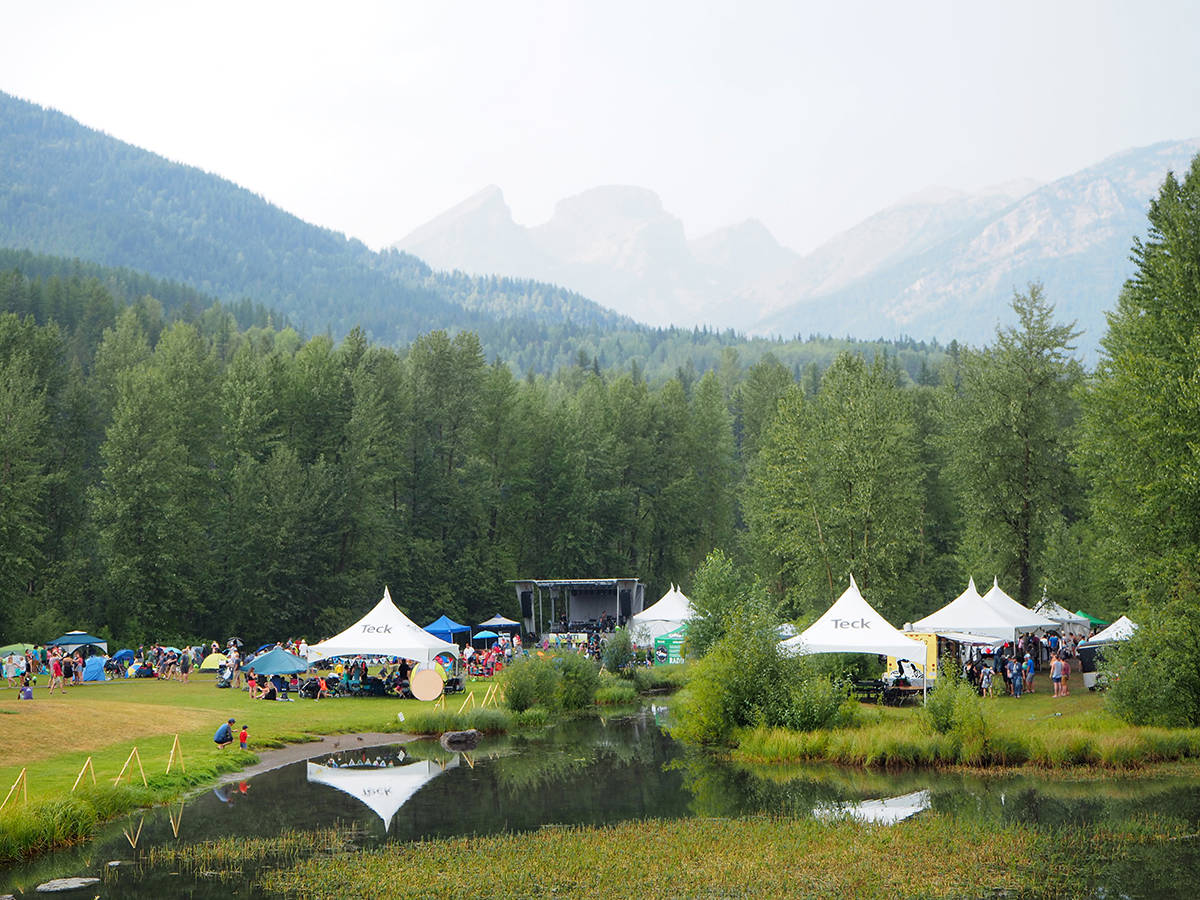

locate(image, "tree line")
[[3, 154, 1199, 657]]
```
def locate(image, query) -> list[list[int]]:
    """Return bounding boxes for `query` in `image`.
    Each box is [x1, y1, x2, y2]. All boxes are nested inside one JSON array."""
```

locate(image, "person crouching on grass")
[[213, 718, 236, 749]]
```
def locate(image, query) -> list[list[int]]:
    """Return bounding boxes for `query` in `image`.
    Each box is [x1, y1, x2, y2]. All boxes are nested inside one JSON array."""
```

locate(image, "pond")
[[3, 706, 1199, 897]]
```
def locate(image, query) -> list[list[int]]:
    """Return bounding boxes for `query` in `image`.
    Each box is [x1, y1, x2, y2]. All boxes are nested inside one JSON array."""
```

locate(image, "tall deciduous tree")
[[1078, 154, 1200, 606], [943, 285, 1083, 606], [747, 354, 923, 622]]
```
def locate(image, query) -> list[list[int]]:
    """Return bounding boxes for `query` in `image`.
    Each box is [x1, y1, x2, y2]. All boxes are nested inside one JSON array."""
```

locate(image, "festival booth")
[[1078, 615, 1138, 689], [306, 754, 458, 831], [477, 614, 521, 633], [1033, 595, 1091, 637], [980, 578, 1059, 635], [46, 631, 108, 655], [83, 656, 107, 682], [307, 589, 460, 703], [629, 584, 694, 645], [424, 615, 471, 645], [911, 578, 1030, 642], [654, 625, 687, 665], [780, 576, 929, 700], [1075, 609, 1111, 630]]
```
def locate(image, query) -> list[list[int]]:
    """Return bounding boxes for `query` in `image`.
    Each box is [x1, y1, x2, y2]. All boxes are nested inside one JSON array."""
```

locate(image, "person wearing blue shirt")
[[213, 718, 236, 749]]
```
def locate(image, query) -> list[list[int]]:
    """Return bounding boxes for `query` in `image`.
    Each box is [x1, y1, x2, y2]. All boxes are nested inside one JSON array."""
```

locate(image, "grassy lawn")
[[0, 677, 493, 802]]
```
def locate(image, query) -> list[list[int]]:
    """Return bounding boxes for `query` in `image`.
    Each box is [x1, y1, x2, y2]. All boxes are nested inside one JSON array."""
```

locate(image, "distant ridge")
[[0, 91, 632, 352], [397, 141, 1200, 352]]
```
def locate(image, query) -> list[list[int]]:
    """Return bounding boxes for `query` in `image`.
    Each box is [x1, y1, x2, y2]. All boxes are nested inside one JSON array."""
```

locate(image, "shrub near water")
[[501, 656, 559, 712]]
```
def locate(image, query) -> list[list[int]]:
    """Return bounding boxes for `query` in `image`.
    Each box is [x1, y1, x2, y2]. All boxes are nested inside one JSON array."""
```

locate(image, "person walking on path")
[[213, 718, 236, 749]]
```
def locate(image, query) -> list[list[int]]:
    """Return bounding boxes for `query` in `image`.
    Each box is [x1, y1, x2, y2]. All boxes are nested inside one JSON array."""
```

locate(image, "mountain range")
[[397, 140, 1200, 350]]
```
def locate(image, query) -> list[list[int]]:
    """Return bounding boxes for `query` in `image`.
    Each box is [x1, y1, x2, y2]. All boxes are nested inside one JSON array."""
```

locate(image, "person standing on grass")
[[239, 724, 249, 749], [1024, 653, 1035, 693], [1050, 653, 1063, 697], [49, 651, 64, 693], [980, 664, 994, 698], [1007, 657, 1022, 698], [1061, 655, 1071, 696]]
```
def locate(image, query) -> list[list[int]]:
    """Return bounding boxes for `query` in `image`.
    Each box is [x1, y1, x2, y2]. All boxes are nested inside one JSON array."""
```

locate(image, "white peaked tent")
[[306, 756, 458, 830], [911, 577, 1020, 642], [1082, 615, 1137, 645], [307, 588, 460, 663], [629, 584, 694, 644], [780, 576, 925, 660], [1033, 595, 1091, 635], [981, 578, 1058, 634]]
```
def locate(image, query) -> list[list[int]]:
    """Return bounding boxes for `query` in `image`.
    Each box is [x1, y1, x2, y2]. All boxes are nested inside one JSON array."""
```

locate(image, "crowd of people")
[[963, 630, 1084, 699], [3, 645, 89, 696]]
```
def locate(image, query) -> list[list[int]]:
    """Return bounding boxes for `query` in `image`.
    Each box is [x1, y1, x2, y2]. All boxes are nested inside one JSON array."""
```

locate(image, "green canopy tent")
[[654, 625, 687, 666], [0, 643, 36, 656], [1074, 610, 1111, 628]]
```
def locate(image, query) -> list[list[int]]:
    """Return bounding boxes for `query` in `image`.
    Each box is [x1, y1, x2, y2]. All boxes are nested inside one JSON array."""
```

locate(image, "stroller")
[[215, 663, 233, 689]]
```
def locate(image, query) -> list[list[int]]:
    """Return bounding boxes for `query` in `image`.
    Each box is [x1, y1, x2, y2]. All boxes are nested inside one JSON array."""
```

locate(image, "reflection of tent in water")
[[814, 789, 931, 825], [306, 756, 459, 829]]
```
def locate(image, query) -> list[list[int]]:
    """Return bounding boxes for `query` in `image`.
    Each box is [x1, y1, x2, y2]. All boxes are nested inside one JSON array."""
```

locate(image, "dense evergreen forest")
[[1, 113, 1197, 651]]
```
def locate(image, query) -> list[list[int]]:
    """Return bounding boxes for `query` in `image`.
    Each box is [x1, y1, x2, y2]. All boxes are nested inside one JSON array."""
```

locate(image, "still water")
[[3, 706, 1199, 897]]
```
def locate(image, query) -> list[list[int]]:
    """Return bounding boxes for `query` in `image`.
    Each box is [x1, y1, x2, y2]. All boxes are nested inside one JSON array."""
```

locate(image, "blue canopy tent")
[[239, 647, 309, 676], [425, 615, 471, 644], [83, 656, 107, 681], [46, 632, 108, 655]]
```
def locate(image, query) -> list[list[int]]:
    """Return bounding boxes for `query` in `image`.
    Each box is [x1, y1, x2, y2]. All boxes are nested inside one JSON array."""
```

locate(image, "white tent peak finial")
[[993, 576, 999, 587], [967, 576, 976, 591], [849, 573, 859, 589]]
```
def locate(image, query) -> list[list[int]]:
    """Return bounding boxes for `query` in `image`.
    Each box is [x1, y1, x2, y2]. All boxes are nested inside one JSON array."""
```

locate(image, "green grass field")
[[0, 676, 492, 802]]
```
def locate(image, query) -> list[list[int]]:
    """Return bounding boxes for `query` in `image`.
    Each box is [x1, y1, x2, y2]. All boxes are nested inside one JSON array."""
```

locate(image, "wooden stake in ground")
[[113, 747, 148, 787], [71, 757, 97, 792], [457, 691, 477, 714], [166, 734, 186, 774], [0, 768, 27, 811]]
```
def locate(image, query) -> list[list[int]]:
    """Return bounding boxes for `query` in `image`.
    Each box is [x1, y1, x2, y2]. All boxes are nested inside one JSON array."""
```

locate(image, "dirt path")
[[216, 732, 418, 783]]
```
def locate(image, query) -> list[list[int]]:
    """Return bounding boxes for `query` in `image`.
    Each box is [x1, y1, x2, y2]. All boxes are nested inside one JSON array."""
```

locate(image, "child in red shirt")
[[239, 725, 248, 750]]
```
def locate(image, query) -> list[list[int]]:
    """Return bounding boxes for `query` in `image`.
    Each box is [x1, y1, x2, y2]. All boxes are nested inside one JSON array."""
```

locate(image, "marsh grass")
[[400, 707, 512, 735], [255, 812, 1198, 900], [142, 823, 361, 877], [732, 694, 1200, 772], [595, 682, 638, 705]]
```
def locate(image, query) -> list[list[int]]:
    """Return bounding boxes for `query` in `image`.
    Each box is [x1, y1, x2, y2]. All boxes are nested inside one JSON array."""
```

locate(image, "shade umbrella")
[[239, 647, 309, 676], [472, 630, 500, 645]]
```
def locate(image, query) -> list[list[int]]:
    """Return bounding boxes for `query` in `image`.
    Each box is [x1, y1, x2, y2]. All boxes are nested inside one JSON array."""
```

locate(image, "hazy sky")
[[3, 1, 1198, 253]]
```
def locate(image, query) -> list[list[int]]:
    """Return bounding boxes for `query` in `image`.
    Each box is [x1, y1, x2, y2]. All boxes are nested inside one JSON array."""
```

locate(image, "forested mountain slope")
[[0, 91, 630, 349]]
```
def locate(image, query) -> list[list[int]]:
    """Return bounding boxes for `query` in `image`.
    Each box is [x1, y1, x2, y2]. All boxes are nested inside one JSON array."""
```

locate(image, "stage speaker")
[[520, 591, 533, 618], [619, 589, 632, 617]]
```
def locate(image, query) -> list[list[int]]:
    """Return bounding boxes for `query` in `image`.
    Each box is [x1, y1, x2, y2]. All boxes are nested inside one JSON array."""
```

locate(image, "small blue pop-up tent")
[[83, 656, 107, 681], [112, 649, 135, 664], [240, 647, 309, 676], [425, 615, 470, 644]]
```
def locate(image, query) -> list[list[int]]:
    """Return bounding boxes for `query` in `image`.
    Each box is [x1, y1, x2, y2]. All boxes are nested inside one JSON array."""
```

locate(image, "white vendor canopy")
[[780, 576, 926, 660], [629, 584, 694, 644], [306, 587, 460, 664], [911, 577, 1021, 642], [306, 756, 458, 830], [1033, 595, 1091, 635], [980, 578, 1059, 633], [1081, 615, 1137, 646]]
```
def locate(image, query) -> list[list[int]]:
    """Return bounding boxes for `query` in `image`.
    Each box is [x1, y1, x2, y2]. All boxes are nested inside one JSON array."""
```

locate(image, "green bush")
[[514, 707, 550, 728], [601, 627, 634, 674], [1106, 575, 1200, 727], [632, 664, 686, 693], [557, 652, 600, 710], [502, 656, 560, 712], [777, 670, 856, 732]]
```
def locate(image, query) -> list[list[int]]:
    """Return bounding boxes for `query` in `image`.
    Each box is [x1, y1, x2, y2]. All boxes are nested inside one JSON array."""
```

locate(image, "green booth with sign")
[[654, 625, 687, 665]]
